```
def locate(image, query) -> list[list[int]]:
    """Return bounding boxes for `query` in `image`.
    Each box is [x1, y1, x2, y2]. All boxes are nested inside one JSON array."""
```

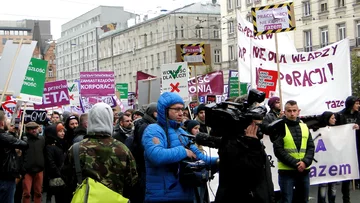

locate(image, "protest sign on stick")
[[0, 39, 36, 102], [252, 2, 296, 107]]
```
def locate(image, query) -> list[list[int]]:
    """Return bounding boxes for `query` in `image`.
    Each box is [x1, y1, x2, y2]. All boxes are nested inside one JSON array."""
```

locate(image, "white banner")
[[236, 12, 297, 83], [264, 124, 359, 191], [161, 62, 189, 101], [237, 12, 351, 116]]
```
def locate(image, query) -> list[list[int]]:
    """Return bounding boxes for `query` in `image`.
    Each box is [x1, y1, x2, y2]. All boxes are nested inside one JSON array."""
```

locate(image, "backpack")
[[70, 143, 129, 203]]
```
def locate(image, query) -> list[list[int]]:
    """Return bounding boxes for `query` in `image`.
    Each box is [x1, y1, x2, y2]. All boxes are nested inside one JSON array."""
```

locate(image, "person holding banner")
[[316, 111, 337, 203], [336, 96, 360, 203], [273, 100, 315, 203]]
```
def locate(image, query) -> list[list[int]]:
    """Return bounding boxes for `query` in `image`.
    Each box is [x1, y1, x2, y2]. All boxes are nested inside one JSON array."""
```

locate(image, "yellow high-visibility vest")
[[278, 123, 310, 170]]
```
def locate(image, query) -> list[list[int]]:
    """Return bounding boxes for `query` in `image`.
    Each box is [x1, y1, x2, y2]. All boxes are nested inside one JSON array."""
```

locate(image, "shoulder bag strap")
[[73, 142, 83, 185]]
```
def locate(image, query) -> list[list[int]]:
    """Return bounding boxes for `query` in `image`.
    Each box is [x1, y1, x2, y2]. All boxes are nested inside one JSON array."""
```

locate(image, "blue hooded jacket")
[[142, 92, 218, 202]]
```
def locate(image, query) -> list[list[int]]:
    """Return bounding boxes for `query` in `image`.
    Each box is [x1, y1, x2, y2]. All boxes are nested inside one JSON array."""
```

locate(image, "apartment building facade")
[[97, 2, 222, 92], [295, 0, 360, 51], [56, 6, 136, 82]]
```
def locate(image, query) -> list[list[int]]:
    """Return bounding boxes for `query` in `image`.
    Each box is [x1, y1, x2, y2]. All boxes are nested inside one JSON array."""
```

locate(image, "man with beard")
[[22, 122, 46, 203], [113, 113, 133, 144], [125, 102, 157, 203], [0, 111, 28, 203]]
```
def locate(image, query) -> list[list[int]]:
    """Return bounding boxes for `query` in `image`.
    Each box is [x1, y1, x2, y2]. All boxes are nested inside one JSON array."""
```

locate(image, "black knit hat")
[[184, 120, 200, 134], [196, 104, 206, 115]]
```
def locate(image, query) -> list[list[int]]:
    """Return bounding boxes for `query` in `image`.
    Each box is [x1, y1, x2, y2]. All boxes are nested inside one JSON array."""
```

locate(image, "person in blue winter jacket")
[[142, 92, 218, 203]]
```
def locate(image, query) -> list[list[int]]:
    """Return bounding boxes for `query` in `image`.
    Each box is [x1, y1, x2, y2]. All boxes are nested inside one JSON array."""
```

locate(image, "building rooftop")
[[0, 27, 32, 31], [99, 2, 220, 39]]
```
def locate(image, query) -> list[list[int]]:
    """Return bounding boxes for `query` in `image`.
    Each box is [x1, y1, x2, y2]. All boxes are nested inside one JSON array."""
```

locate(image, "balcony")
[[318, 10, 329, 19], [335, 6, 346, 16]]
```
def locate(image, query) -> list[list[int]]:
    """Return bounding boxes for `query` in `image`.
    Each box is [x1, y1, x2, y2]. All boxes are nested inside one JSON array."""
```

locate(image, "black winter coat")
[[45, 125, 67, 179], [273, 118, 315, 174], [22, 132, 45, 174], [215, 136, 275, 203], [0, 129, 28, 180]]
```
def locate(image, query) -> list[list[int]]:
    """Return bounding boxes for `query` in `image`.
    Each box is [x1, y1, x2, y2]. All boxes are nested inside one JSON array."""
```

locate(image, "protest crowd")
[[0, 3, 359, 203], [1, 90, 360, 203]]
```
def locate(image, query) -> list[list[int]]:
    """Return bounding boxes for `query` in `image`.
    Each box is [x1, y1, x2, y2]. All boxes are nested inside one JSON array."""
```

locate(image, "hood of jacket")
[[342, 96, 359, 113], [87, 103, 114, 136], [157, 92, 184, 129], [320, 111, 334, 126], [44, 124, 62, 145]]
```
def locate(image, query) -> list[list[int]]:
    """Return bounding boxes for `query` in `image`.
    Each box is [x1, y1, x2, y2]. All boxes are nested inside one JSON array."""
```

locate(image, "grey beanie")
[[87, 103, 113, 136], [145, 102, 157, 117]]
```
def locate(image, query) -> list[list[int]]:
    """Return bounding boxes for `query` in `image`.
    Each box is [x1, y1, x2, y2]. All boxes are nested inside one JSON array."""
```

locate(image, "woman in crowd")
[[44, 122, 68, 203], [317, 111, 337, 203]]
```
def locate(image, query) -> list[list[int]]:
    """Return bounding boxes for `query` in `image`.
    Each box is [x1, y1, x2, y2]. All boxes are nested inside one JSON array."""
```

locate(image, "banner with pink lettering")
[[237, 12, 351, 116], [34, 80, 70, 109], [80, 72, 115, 97], [236, 12, 297, 83], [254, 39, 350, 116], [188, 71, 224, 97], [263, 124, 359, 191]]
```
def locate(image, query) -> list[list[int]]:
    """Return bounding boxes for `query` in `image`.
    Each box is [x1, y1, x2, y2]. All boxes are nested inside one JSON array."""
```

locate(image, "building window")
[[163, 51, 167, 63], [214, 49, 221, 63], [356, 21, 360, 46], [48, 69, 53, 77], [180, 26, 184, 38], [304, 30, 312, 52], [246, 15, 252, 23], [213, 26, 220, 38], [145, 57, 148, 69], [229, 45, 235, 61], [157, 53, 160, 67], [151, 55, 154, 69], [320, 27, 328, 48], [144, 34, 148, 47], [338, 23, 346, 40], [246, 0, 253, 5], [195, 25, 202, 38], [236, 0, 241, 7], [320, 3, 328, 12], [303, 1, 311, 16], [228, 21, 234, 34], [227, 0, 233, 10], [337, 0, 345, 8]]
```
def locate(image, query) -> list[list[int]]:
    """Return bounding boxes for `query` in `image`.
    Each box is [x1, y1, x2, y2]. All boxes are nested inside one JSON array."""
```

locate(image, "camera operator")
[[206, 92, 274, 203]]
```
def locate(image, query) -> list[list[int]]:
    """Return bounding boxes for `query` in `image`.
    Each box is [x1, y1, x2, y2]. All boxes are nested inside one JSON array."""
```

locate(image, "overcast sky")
[[1, 0, 204, 40]]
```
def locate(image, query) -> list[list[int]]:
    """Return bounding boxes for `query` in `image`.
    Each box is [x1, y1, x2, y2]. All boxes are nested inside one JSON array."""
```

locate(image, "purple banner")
[[80, 96, 116, 113], [80, 71, 115, 97], [34, 80, 70, 109]]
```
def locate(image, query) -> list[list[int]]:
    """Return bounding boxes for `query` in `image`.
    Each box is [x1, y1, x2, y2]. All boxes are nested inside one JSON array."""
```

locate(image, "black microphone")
[[180, 133, 221, 148]]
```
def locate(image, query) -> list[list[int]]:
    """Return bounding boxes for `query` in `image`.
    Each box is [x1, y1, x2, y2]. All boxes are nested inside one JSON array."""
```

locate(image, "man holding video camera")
[[202, 90, 274, 203]]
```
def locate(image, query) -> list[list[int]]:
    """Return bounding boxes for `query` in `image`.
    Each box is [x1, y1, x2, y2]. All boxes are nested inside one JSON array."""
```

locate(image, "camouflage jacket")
[[63, 134, 138, 197]]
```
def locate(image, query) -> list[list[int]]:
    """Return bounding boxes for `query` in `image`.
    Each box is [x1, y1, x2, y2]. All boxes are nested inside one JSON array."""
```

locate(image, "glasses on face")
[[169, 107, 185, 112]]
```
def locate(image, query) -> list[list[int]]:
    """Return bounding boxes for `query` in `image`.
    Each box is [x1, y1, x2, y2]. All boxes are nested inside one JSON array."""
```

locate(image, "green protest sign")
[[229, 77, 247, 97], [116, 83, 128, 99], [18, 58, 47, 103]]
